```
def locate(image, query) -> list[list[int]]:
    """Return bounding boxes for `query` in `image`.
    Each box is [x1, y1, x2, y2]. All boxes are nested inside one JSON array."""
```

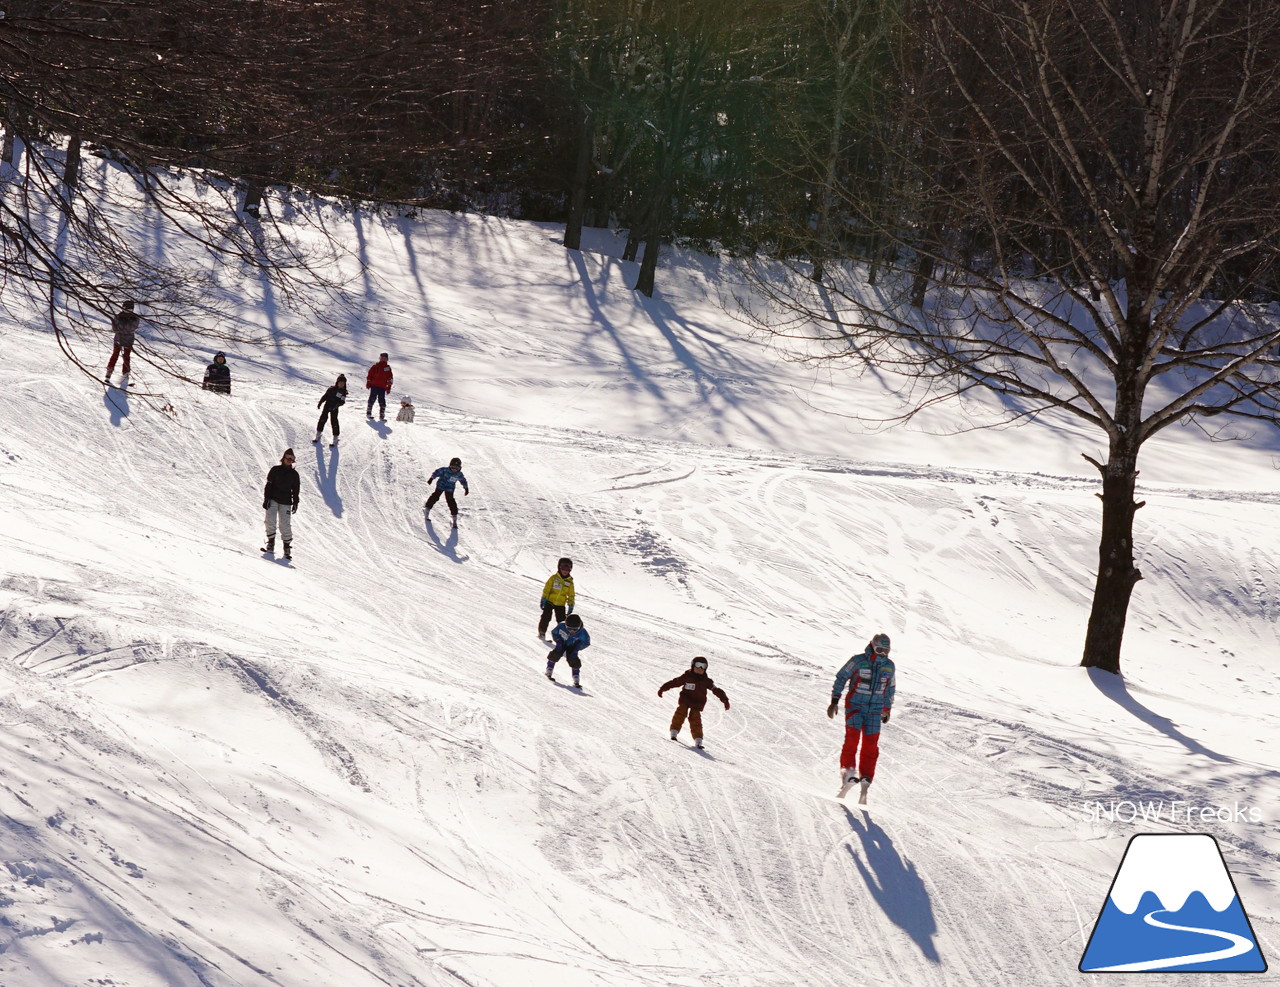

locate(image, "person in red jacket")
[[365, 352, 394, 420], [658, 656, 730, 749]]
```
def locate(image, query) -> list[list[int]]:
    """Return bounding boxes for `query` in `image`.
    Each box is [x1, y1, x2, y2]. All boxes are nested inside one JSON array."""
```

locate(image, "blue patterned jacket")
[[831, 646, 895, 715], [428, 466, 469, 493]]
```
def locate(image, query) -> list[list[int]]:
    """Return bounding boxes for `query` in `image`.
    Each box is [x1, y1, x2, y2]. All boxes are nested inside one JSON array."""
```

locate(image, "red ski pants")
[[840, 726, 881, 781]]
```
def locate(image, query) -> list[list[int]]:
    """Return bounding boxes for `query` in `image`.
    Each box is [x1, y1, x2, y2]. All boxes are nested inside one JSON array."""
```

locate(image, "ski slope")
[[0, 162, 1278, 986]]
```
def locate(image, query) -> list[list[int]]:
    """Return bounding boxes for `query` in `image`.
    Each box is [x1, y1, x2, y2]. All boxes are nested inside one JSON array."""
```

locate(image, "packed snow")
[[0, 155, 1277, 986]]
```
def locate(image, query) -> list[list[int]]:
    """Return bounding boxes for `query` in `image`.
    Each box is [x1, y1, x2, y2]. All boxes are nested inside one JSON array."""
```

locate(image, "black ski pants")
[[547, 644, 583, 670], [538, 603, 566, 637], [316, 406, 340, 437], [425, 488, 458, 517]]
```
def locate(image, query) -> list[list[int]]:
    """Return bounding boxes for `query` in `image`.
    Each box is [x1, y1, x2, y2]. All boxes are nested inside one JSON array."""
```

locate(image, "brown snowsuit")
[[659, 664, 729, 741]]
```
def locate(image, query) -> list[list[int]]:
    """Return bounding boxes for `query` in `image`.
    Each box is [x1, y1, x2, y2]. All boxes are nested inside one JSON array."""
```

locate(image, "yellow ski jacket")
[[540, 573, 575, 608]]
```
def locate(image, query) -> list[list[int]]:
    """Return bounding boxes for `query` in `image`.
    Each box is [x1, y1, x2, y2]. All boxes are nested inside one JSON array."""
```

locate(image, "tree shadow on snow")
[[843, 807, 940, 963], [313, 443, 343, 517], [1086, 667, 1231, 763], [424, 513, 465, 562]]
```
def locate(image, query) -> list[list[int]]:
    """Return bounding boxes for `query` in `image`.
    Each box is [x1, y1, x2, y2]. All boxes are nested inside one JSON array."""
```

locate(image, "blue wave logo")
[[1080, 834, 1267, 973]]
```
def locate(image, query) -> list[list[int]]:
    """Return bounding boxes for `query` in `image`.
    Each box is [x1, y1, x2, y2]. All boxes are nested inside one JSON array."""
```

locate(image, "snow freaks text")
[[1085, 801, 1263, 824]]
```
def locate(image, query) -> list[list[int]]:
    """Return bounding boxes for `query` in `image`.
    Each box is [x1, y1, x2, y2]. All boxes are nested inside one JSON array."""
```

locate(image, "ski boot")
[[545, 659, 555, 680], [693, 737, 704, 749], [669, 728, 679, 740], [283, 540, 292, 560], [312, 431, 322, 444], [261, 535, 275, 554], [329, 436, 339, 448]]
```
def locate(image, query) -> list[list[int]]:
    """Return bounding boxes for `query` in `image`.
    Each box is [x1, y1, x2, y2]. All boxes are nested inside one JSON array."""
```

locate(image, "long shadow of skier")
[[103, 384, 130, 426], [844, 806, 940, 963], [424, 513, 465, 563], [314, 443, 343, 517], [366, 418, 391, 440]]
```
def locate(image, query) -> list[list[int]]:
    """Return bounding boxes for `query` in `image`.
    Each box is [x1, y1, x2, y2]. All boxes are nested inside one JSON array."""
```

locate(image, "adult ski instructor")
[[827, 632, 895, 802], [366, 352, 394, 421]]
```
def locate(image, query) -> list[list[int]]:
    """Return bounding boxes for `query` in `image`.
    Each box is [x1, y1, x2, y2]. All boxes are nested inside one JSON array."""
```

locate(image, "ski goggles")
[[692, 660, 709, 670], [873, 645, 890, 656]]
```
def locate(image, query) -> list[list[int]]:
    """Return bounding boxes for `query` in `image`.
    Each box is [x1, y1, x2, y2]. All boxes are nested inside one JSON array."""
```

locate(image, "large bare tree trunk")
[[63, 134, 82, 194], [1081, 444, 1144, 673], [563, 107, 594, 252]]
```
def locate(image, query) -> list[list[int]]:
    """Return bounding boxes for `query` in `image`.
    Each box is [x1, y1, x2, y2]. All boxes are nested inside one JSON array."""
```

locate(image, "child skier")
[[546, 613, 590, 688], [261, 448, 300, 559], [395, 397, 415, 423], [202, 352, 232, 393], [538, 557, 575, 640], [827, 632, 895, 802], [658, 656, 730, 749], [314, 374, 348, 447], [424, 457, 469, 524]]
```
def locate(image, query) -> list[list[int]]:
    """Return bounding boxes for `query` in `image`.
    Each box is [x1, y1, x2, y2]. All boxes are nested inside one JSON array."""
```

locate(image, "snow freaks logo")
[[1084, 800, 1263, 824], [1079, 834, 1268, 973]]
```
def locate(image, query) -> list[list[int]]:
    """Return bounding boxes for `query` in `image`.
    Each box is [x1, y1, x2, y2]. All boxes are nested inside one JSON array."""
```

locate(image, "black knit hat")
[[565, 613, 583, 629], [282, 448, 295, 462]]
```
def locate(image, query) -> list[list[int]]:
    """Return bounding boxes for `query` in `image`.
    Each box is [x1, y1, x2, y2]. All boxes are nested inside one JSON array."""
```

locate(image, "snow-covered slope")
[[0, 162, 1277, 986]]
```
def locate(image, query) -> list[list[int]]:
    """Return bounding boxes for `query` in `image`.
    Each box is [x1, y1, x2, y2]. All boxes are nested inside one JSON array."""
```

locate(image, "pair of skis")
[[838, 776, 872, 804]]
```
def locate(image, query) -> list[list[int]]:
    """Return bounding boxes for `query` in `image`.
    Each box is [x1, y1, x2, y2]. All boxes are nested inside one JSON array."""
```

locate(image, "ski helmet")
[[449, 457, 462, 469], [558, 557, 573, 570], [214, 351, 226, 362], [565, 613, 583, 629], [871, 633, 891, 656], [691, 656, 709, 670]]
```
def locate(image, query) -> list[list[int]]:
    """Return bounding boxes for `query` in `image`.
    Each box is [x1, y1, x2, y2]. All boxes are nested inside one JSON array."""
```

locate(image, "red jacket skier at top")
[[366, 357, 393, 391]]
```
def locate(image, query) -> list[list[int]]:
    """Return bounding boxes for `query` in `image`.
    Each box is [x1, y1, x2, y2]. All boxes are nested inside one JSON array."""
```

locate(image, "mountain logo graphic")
[[1079, 833, 1268, 973]]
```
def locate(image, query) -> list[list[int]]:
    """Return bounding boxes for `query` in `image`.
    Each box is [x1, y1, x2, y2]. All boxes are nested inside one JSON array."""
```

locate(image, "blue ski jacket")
[[428, 466, 469, 494], [831, 646, 895, 728], [550, 622, 591, 652]]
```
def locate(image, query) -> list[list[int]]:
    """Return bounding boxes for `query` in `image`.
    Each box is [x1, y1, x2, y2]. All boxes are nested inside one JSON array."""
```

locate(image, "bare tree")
[[741, 0, 1280, 674]]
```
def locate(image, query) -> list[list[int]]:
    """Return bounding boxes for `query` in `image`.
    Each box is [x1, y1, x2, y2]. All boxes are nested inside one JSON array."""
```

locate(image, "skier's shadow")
[[103, 385, 130, 426], [424, 513, 465, 562], [366, 418, 391, 440], [314, 444, 343, 517], [843, 807, 939, 963]]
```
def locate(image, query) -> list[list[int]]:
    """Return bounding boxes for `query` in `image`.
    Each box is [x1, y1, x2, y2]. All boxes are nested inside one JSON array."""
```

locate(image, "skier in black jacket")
[[202, 353, 232, 393], [313, 374, 348, 447], [261, 448, 300, 559]]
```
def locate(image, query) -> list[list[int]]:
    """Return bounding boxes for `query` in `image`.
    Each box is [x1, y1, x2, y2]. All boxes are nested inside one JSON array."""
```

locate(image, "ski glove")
[[881, 709, 891, 723], [566, 603, 574, 615], [826, 700, 838, 719], [290, 503, 298, 515], [263, 498, 270, 510], [540, 598, 549, 610], [657, 687, 667, 697], [722, 700, 730, 710]]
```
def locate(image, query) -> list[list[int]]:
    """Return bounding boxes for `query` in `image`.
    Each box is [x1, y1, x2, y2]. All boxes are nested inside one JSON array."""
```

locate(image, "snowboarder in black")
[[659, 657, 730, 749], [202, 352, 232, 393], [314, 374, 348, 447], [262, 448, 300, 558]]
